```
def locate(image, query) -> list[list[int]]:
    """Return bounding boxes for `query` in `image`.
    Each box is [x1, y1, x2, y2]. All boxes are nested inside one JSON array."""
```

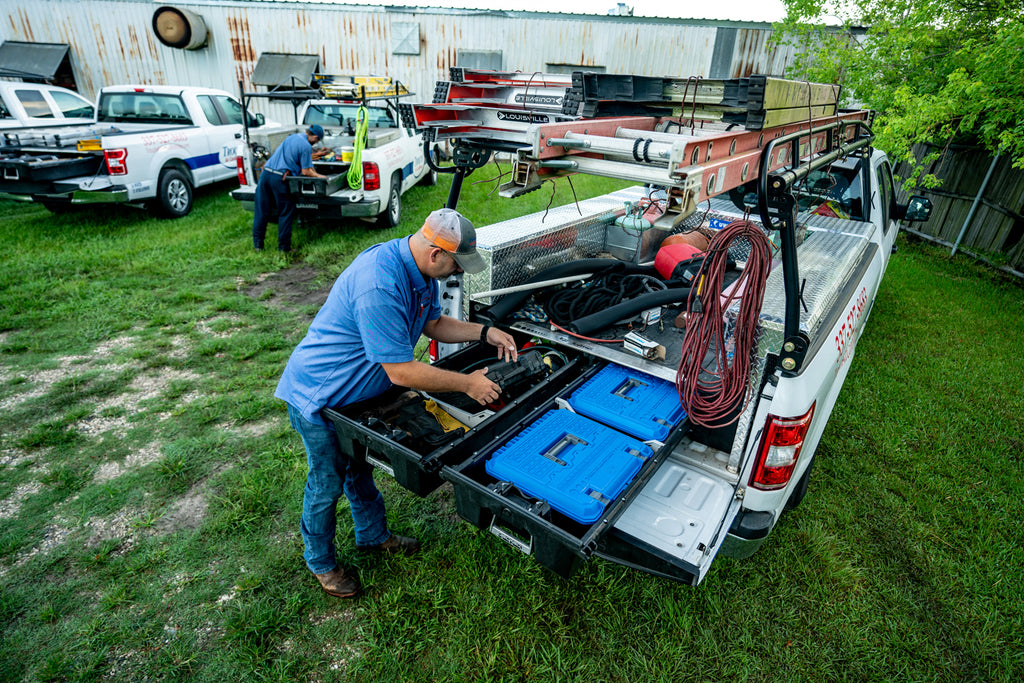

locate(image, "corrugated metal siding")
[[0, 1, 797, 124]]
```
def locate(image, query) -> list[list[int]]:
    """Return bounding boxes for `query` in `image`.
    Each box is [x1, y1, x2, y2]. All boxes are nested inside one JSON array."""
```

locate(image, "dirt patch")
[[154, 490, 208, 534], [93, 444, 163, 484], [243, 263, 331, 313]]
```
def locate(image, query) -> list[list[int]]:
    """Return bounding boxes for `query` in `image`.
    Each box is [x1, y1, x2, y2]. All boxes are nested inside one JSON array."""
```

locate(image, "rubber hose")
[[568, 286, 693, 336], [480, 259, 640, 325]]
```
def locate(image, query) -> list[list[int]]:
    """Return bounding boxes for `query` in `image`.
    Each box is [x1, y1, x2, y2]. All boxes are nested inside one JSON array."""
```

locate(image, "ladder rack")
[[402, 68, 869, 225]]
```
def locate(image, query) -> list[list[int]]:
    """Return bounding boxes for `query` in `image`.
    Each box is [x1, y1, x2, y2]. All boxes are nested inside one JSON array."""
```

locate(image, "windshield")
[[303, 104, 394, 132], [97, 93, 193, 125]]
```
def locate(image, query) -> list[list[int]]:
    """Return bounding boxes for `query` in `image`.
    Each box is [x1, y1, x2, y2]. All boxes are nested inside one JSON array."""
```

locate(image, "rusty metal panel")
[[0, 1, 797, 125]]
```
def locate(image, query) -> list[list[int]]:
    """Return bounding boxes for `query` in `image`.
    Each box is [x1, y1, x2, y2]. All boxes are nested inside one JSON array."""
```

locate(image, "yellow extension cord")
[[346, 106, 369, 190]]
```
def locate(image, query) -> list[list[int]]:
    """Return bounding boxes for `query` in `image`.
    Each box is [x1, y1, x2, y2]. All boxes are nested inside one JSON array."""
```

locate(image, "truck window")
[[0, 95, 11, 120], [97, 93, 192, 124], [303, 104, 393, 131], [16, 90, 54, 119], [213, 95, 245, 125], [799, 163, 865, 220], [49, 90, 93, 119], [197, 96, 223, 125]]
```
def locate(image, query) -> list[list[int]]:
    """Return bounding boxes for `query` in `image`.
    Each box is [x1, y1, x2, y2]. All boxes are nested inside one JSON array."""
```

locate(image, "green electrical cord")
[[346, 106, 369, 190]]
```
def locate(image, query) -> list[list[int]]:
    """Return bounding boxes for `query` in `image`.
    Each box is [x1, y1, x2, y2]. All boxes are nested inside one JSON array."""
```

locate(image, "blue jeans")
[[252, 170, 296, 251], [287, 404, 390, 574]]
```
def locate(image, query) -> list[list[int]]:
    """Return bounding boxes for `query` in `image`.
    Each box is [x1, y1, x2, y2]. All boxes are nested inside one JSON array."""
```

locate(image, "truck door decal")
[[185, 152, 221, 170], [834, 285, 868, 375], [402, 161, 413, 179]]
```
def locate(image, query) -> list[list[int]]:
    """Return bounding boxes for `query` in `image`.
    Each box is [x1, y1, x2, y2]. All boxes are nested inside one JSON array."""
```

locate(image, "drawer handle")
[[612, 377, 648, 401], [542, 433, 587, 466]]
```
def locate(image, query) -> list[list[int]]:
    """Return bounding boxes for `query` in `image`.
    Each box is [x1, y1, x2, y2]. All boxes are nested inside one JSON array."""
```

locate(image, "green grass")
[[1, 170, 1023, 682]]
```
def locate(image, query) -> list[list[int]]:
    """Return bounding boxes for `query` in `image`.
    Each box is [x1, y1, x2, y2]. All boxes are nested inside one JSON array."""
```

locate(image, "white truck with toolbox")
[[230, 76, 435, 228], [322, 69, 934, 584], [0, 84, 271, 217]]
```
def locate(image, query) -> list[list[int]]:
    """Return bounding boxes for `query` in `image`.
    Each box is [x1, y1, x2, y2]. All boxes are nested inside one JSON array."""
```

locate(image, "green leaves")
[[776, 0, 1024, 184]]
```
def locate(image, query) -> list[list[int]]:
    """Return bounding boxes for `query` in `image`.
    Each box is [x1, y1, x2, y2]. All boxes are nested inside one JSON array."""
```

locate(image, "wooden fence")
[[893, 144, 1024, 275]]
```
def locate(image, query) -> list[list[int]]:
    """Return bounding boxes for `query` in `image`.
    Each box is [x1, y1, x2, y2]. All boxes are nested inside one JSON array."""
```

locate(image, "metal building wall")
[[0, 0, 794, 122]]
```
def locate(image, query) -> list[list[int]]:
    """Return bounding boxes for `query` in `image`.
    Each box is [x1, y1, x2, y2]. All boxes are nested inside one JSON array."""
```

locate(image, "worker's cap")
[[422, 208, 485, 274], [307, 124, 325, 140]]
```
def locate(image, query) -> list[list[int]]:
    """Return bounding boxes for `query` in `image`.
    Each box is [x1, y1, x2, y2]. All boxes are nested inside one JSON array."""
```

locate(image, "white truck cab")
[[0, 82, 94, 130]]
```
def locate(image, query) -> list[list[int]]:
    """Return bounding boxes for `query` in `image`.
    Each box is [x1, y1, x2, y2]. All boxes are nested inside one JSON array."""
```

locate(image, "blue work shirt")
[[275, 237, 441, 425], [265, 132, 314, 175]]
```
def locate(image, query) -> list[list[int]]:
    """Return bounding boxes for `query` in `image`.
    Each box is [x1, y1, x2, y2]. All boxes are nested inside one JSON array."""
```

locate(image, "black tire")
[[784, 456, 815, 512], [40, 200, 78, 214], [377, 174, 401, 228], [421, 165, 438, 187], [156, 168, 194, 218]]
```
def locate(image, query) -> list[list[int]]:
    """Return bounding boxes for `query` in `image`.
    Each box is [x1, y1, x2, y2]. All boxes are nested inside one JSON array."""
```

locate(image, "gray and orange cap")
[[422, 208, 485, 274]]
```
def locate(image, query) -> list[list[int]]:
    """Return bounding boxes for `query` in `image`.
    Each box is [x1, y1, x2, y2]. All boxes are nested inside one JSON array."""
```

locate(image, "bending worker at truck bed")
[[275, 208, 519, 598], [252, 124, 328, 252]]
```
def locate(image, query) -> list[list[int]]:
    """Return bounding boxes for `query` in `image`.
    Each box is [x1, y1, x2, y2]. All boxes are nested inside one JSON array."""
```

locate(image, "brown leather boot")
[[314, 567, 360, 598], [357, 534, 421, 556]]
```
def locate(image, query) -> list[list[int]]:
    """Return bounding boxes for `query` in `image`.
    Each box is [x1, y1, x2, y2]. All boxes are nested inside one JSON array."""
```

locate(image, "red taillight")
[[104, 148, 127, 175], [428, 339, 439, 363], [750, 403, 816, 490], [363, 161, 380, 191], [236, 155, 247, 185]]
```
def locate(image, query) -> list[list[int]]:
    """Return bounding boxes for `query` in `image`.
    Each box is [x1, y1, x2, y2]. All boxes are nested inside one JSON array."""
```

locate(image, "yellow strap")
[[424, 400, 468, 432]]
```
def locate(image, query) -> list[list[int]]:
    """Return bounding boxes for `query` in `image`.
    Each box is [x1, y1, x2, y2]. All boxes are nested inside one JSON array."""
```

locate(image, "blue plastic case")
[[484, 409, 652, 524], [569, 364, 687, 442]]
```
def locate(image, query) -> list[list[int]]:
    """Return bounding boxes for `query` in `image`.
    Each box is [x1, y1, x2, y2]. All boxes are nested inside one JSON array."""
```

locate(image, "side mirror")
[[253, 113, 265, 128], [897, 195, 932, 222]]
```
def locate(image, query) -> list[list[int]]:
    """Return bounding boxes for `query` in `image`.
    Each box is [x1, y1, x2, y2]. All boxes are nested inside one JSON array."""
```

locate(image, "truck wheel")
[[40, 200, 77, 214], [377, 174, 401, 228], [157, 168, 194, 218], [421, 166, 438, 186]]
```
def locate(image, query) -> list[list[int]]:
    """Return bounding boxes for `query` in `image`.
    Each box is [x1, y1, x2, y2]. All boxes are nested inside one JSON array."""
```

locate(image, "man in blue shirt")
[[276, 208, 518, 598], [252, 125, 327, 252]]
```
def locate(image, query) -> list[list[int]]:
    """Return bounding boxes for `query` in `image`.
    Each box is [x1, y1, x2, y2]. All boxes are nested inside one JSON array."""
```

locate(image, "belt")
[[263, 168, 286, 176]]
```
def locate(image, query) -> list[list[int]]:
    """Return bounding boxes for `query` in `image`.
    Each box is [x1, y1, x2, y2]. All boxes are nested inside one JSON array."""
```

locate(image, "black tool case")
[[286, 172, 347, 198], [321, 342, 590, 497], [0, 152, 103, 189], [441, 361, 691, 578]]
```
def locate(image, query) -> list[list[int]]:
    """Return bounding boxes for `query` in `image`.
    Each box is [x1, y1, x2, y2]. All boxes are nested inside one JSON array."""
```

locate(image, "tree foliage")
[[774, 0, 1024, 186]]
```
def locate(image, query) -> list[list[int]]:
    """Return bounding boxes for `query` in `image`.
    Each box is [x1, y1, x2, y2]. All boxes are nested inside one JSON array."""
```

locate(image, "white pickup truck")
[[230, 78, 435, 227], [0, 84, 272, 217], [320, 70, 935, 585], [0, 82, 95, 131]]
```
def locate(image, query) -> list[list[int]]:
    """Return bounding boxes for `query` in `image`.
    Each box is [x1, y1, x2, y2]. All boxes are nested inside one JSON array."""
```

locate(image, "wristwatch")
[[479, 325, 491, 344]]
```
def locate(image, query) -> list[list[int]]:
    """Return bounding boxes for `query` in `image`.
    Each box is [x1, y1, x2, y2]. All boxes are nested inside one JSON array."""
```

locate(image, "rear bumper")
[[230, 187, 380, 218], [718, 509, 775, 560], [0, 187, 129, 205]]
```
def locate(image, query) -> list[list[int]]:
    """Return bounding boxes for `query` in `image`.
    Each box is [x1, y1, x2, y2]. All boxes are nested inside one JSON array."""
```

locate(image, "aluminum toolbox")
[[567, 364, 686, 442], [286, 172, 346, 198], [442, 362, 690, 578], [321, 342, 588, 497], [485, 409, 653, 524]]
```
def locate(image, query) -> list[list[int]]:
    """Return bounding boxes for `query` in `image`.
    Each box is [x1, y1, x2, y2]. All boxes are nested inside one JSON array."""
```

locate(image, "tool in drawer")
[[430, 348, 549, 411]]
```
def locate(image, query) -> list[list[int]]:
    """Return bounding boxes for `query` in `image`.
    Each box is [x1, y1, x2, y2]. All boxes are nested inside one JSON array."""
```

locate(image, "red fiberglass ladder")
[[401, 69, 871, 227]]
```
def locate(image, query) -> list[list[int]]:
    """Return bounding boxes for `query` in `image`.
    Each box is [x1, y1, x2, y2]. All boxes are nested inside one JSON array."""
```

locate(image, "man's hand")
[[311, 148, 329, 160], [465, 367, 501, 405], [483, 326, 518, 362]]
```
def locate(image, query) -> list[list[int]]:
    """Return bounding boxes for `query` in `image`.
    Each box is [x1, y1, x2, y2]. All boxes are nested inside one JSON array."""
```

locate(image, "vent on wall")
[[152, 6, 209, 50]]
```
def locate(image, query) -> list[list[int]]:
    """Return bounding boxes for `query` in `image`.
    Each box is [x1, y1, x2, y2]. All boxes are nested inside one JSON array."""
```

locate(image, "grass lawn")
[[0, 167, 1022, 682]]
